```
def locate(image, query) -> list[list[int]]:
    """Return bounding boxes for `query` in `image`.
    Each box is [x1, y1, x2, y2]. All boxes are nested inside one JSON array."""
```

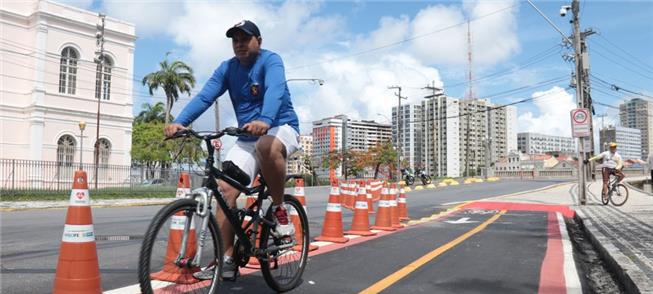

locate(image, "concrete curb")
[[0, 199, 174, 212], [573, 209, 643, 294]]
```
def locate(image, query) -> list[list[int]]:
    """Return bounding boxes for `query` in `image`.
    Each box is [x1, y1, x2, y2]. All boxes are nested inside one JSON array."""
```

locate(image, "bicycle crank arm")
[[260, 242, 296, 254]]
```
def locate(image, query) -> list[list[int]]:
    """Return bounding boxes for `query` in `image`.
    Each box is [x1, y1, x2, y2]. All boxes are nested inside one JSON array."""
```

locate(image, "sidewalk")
[[482, 177, 653, 294]]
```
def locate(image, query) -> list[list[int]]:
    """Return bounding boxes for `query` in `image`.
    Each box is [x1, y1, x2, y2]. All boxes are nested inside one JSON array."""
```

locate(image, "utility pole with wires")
[[464, 19, 475, 177], [389, 86, 407, 192], [527, 0, 592, 204], [93, 13, 106, 190], [423, 81, 444, 177]]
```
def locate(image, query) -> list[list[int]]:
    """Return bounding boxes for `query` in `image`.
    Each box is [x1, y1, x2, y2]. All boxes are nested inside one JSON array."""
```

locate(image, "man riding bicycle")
[[585, 142, 625, 198], [164, 20, 300, 281]]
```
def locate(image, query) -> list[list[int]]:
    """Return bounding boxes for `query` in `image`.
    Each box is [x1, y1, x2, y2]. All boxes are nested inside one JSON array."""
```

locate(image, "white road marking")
[[557, 212, 582, 294]]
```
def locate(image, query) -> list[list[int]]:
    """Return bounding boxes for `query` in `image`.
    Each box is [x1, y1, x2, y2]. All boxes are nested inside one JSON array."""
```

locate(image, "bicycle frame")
[[172, 129, 273, 267]]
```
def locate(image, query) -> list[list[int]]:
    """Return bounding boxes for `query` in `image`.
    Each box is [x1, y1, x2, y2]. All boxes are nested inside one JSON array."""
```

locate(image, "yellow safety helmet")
[[609, 142, 618, 148]]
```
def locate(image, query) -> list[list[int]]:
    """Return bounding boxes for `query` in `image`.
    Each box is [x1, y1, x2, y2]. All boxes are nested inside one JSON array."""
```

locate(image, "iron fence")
[[0, 159, 205, 196]]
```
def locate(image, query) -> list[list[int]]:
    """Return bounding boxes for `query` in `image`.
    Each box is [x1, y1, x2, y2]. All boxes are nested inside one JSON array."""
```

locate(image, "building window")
[[97, 138, 111, 166], [57, 135, 76, 165], [59, 47, 78, 94], [95, 56, 113, 100]]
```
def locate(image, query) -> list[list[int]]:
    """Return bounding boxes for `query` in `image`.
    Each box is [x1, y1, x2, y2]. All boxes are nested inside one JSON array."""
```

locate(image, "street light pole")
[[78, 121, 86, 170], [93, 13, 106, 190]]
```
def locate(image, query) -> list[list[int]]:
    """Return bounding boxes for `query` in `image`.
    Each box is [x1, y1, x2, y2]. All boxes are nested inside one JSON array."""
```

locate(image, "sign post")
[[571, 108, 591, 205]]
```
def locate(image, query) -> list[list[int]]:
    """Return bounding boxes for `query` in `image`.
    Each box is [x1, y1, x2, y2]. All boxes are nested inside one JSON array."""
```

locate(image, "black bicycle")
[[138, 127, 309, 293], [602, 168, 629, 206]]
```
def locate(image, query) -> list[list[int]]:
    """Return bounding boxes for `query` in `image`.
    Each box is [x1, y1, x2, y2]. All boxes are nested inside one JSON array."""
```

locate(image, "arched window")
[[95, 56, 112, 100], [98, 138, 111, 165], [57, 135, 76, 165], [59, 47, 78, 94]]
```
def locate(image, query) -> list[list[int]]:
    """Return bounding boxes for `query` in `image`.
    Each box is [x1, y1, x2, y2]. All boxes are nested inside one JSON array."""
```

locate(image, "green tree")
[[131, 120, 205, 178], [135, 102, 166, 124], [142, 54, 196, 124], [365, 140, 398, 179]]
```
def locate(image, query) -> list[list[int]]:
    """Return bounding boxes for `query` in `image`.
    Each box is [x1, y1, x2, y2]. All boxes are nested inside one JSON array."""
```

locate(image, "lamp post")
[[78, 121, 86, 170]]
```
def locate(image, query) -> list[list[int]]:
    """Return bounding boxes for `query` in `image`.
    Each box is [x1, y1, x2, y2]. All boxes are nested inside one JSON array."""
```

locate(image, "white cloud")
[[517, 86, 576, 136], [168, 1, 345, 78], [410, 0, 519, 66], [101, 0, 183, 36]]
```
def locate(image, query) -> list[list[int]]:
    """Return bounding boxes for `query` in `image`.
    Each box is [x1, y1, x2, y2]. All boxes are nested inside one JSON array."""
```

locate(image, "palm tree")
[[135, 102, 166, 124], [142, 54, 196, 124]]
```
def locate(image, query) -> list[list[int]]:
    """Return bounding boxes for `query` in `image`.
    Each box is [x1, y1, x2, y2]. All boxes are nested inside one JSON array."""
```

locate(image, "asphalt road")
[[0, 179, 569, 293]]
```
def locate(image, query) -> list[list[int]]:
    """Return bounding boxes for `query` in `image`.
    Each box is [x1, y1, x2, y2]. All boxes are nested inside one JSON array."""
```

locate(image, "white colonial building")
[[0, 0, 136, 170]]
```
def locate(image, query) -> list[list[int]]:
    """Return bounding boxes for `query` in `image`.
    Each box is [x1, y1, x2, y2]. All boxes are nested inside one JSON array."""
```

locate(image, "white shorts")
[[224, 124, 300, 186]]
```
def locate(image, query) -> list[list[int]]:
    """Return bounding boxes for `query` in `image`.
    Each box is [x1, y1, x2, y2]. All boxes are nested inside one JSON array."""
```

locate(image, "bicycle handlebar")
[[165, 127, 249, 141]]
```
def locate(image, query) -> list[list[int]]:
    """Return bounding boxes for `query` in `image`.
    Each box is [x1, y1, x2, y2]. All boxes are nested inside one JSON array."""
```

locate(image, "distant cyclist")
[[585, 142, 624, 198], [164, 20, 299, 281]]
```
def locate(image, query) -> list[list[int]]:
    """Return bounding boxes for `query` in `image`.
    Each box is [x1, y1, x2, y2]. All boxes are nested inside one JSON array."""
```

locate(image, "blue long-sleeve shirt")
[[174, 49, 299, 141]]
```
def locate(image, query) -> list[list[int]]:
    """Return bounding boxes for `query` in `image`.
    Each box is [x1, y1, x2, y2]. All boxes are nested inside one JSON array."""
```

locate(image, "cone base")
[[150, 270, 199, 284], [53, 277, 101, 294], [345, 230, 377, 236], [293, 244, 319, 251], [371, 226, 397, 231], [391, 224, 404, 228], [248, 256, 260, 266], [315, 235, 349, 243]]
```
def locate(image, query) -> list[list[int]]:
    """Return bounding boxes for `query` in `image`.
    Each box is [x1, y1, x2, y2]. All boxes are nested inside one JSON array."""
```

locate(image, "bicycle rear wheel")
[[138, 198, 223, 294], [259, 195, 309, 292], [610, 184, 629, 206]]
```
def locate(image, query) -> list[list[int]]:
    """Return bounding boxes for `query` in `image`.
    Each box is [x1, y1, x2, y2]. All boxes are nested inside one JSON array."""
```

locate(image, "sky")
[[60, 0, 653, 151]]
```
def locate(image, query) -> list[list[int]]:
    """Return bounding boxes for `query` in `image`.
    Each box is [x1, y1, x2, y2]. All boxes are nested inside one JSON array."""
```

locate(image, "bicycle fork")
[[174, 188, 213, 268]]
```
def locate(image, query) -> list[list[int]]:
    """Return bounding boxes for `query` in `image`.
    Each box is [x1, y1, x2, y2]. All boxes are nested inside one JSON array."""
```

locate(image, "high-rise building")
[[287, 135, 313, 175], [343, 117, 392, 151], [311, 115, 391, 179], [599, 126, 642, 160], [420, 96, 460, 177], [620, 98, 653, 159], [489, 105, 518, 164], [517, 133, 576, 154], [311, 117, 343, 180], [392, 104, 422, 171], [459, 99, 491, 176]]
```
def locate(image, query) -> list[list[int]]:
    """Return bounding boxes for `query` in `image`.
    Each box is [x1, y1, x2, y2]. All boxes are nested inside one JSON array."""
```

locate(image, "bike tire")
[[602, 190, 610, 205], [138, 198, 223, 294], [259, 195, 309, 292], [610, 184, 629, 206], [407, 177, 415, 186]]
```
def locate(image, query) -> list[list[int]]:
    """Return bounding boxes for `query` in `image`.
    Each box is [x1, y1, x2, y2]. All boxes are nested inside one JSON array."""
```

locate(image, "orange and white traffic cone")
[[150, 172, 199, 283], [53, 170, 102, 294], [371, 183, 396, 231], [345, 180, 376, 236], [315, 180, 349, 243], [366, 180, 375, 214], [340, 180, 353, 210], [398, 187, 409, 221], [389, 183, 403, 229], [291, 178, 318, 251]]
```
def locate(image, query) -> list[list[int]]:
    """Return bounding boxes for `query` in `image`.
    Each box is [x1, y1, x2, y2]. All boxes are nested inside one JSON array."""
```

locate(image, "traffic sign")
[[570, 108, 591, 138]]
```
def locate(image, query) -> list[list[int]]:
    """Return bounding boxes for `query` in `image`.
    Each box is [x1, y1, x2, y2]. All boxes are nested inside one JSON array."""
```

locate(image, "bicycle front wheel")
[[138, 198, 223, 294], [610, 184, 629, 206], [259, 195, 309, 292]]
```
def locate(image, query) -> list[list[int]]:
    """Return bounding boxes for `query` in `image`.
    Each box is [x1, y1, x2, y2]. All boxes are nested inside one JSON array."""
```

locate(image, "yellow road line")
[[359, 210, 507, 294]]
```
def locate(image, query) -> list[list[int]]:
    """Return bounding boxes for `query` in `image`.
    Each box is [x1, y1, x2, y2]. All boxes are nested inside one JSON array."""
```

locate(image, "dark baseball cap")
[[226, 20, 261, 38]]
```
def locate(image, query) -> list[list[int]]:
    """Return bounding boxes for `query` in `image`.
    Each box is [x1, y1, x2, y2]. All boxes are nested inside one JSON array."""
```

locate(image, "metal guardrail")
[[0, 159, 200, 193]]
